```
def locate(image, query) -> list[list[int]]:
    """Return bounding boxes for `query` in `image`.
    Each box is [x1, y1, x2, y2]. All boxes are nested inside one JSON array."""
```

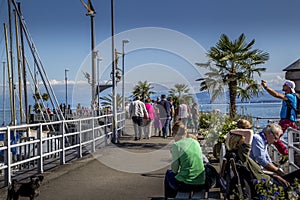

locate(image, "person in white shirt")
[[129, 96, 149, 140]]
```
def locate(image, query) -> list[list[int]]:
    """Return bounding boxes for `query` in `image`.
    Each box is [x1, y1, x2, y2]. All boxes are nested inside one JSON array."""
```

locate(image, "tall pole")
[[3, 62, 6, 125], [97, 57, 102, 115], [7, 0, 16, 125], [111, 0, 118, 143], [18, 2, 29, 124], [65, 68, 69, 112], [91, 15, 97, 115], [122, 40, 129, 113]]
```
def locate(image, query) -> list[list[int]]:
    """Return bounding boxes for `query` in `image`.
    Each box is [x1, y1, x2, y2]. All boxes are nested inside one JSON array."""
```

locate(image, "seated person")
[[226, 121, 289, 188], [250, 123, 300, 184], [164, 121, 205, 198]]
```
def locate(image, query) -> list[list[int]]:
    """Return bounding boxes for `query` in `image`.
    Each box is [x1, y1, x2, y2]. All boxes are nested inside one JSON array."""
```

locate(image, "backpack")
[[286, 93, 300, 115]]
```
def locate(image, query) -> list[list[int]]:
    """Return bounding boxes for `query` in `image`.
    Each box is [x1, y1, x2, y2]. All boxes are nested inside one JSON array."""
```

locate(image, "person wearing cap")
[[261, 80, 298, 156]]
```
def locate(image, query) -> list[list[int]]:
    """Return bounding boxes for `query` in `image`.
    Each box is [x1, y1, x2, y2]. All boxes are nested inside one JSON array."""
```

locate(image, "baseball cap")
[[284, 80, 296, 93]]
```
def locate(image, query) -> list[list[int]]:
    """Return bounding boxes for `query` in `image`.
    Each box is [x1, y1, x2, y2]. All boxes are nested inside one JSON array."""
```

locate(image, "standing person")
[[261, 80, 298, 157], [250, 123, 300, 184], [168, 97, 175, 137], [177, 99, 190, 128], [153, 107, 162, 136], [144, 98, 155, 139], [191, 102, 200, 134], [157, 94, 172, 138], [164, 121, 206, 198], [129, 96, 149, 141]]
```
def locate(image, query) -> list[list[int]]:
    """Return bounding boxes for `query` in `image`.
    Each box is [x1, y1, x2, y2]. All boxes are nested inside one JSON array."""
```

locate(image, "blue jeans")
[[161, 117, 171, 138]]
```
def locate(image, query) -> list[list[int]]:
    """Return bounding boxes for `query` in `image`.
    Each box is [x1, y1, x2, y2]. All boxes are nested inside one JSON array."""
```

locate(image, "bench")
[[168, 188, 221, 199]]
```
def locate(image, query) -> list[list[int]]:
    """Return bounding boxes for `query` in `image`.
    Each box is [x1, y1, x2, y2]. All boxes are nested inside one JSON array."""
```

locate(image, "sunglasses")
[[270, 131, 280, 140]]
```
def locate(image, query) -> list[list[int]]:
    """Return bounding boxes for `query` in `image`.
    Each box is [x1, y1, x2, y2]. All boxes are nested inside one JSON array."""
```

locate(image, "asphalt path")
[[36, 136, 173, 200]]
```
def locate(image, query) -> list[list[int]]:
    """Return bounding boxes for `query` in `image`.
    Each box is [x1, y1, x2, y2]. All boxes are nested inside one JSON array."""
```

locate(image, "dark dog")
[[7, 175, 44, 200]]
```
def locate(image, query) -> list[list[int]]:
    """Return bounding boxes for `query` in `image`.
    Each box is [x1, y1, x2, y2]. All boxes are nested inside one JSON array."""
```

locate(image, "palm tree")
[[169, 84, 190, 100], [169, 83, 194, 110], [132, 81, 156, 102], [100, 93, 123, 109], [196, 33, 269, 118]]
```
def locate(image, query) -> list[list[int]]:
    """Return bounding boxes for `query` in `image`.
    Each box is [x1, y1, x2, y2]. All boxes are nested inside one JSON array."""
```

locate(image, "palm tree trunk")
[[228, 81, 237, 118]]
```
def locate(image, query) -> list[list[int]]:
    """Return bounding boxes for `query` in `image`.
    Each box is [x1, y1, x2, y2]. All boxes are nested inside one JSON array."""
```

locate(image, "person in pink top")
[[144, 98, 155, 139]]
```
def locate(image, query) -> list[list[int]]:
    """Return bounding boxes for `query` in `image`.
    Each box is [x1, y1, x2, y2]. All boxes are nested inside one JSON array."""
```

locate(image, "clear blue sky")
[[1, 0, 300, 105]]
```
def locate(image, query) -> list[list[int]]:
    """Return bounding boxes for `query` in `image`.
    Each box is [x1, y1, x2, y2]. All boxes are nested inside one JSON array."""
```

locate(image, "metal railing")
[[0, 111, 125, 187]]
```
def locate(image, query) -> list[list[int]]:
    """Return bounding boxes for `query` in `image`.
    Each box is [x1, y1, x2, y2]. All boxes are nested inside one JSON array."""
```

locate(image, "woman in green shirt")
[[164, 121, 205, 199]]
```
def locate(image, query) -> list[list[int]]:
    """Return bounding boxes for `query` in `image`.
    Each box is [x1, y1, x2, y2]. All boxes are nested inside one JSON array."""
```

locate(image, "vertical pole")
[[18, 2, 29, 124], [111, 0, 118, 144], [3, 24, 13, 126], [7, 0, 16, 125], [65, 69, 69, 111], [91, 16, 96, 115], [97, 57, 102, 115], [122, 42, 125, 113], [3, 62, 5, 125], [14, 9, 23, 123]]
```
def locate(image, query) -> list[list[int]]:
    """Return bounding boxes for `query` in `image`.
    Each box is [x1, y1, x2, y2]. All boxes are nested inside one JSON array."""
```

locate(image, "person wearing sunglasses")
[[250, 123, 300, 184], [261, 80, 298, 161]]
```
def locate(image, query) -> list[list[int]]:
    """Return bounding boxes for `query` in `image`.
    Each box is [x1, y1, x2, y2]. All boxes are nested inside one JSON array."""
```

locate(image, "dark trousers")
[[164, 170, 205, 199]]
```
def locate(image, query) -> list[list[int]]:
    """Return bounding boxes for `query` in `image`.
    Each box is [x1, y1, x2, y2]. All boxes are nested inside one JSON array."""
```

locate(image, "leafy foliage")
[[132, 81, 156, 102], [254, 178, 300, 200], [196, 33, 268, 118]]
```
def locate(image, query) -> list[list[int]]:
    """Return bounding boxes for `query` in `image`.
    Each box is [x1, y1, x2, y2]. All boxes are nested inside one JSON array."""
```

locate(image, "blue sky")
[[1, 0, 300, 106]]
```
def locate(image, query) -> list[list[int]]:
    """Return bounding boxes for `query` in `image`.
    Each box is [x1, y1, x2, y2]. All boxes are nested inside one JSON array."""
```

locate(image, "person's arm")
[[264, 162, 285, 176], [229, 129, 254, 144], [171, 144, 179, 173], [261, 80, 287, 100]]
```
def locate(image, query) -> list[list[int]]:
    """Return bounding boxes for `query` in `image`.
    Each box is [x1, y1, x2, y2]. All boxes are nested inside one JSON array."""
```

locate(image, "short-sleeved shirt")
[[280, 93, 297, 122], [171, 138, 205, 185]]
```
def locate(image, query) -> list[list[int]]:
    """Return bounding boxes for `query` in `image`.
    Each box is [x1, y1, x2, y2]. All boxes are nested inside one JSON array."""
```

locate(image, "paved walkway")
[[0, 120, 218, 200], [35, 136, 173, 200]]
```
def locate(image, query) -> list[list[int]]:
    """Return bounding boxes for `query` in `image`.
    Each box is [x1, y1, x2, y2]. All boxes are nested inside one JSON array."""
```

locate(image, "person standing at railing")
[[261, 80, 298, 161]]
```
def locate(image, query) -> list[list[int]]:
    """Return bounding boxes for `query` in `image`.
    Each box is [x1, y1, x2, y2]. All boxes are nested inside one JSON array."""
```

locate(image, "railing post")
[[287, 128, 295, 172], [60, 121, 66, 165], [78, 119, 82, 158], [4, 126, 11, 186], [92, 118, 95, 152], [38, 123, 43, 173], [105, 115, 108, 145]]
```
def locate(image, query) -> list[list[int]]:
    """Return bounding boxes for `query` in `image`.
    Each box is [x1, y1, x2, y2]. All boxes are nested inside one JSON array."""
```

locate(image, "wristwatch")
[[277, 168, 284, 174]]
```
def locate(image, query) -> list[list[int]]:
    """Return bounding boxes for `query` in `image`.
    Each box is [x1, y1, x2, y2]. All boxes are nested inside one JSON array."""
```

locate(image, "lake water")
[[0, 102, 282, 126]]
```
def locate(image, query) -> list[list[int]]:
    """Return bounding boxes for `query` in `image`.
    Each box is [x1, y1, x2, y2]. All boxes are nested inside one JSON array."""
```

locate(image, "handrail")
[[0, 111, 126, 187]]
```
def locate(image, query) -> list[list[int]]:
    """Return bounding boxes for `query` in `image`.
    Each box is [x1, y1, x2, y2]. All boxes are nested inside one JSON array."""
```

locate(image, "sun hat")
[[237, 119, 252, 129], [284, 80, 296, 93]]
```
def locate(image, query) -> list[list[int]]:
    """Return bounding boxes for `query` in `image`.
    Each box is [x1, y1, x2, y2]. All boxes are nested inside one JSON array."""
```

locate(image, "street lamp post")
[[111, 0, 118, 143], [65, 68, 69, 114], [122, 40, 129, 113], [97, 57, 102, 115]]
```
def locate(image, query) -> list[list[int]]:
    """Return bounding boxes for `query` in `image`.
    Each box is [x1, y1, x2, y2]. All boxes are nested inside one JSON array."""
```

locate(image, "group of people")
[[128, 94, 200, 141], [164, 79, 299, 199], [128, 94, 173, 140], [164, 118, 300, 199]]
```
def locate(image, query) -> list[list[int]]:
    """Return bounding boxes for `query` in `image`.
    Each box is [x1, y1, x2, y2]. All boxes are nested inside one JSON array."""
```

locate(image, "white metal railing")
[[0, 111, 125, 187]]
